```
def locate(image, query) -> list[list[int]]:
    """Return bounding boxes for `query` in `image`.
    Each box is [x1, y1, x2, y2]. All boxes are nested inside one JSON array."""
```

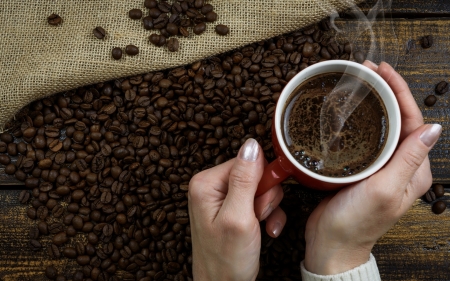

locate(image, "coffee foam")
[[283, 73, 388, 177]]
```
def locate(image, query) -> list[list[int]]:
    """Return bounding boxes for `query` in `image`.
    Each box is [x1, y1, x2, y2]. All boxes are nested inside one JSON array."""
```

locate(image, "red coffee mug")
[[256, 60, 401, 196]]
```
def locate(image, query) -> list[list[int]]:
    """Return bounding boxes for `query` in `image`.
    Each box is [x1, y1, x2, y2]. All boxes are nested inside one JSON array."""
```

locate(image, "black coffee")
[[282, 72, 388, 177]]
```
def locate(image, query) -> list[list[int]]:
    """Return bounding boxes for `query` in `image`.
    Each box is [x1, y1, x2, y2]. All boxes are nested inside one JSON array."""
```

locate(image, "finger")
[[377, 62, 424, 140], [221, 138, 265, 216], [192, 158, 236, 194], [371, 124, 441, 199], [188, 159, 236, 224], [254, 184, 284, 221], [265, 206, 287, 238], [363, 60, 379, 72]]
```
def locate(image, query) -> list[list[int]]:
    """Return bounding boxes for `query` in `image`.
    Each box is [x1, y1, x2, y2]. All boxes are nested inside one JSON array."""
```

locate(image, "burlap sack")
[[0, 0, 362, 130]]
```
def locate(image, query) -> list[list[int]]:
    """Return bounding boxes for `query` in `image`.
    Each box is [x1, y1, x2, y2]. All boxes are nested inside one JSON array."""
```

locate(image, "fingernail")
[[260, 203, 273, 221], [364, 60, 378, 69], [272, 221, 282, 237], [239, 138, 259, 162], [420, 124, 442, 147]]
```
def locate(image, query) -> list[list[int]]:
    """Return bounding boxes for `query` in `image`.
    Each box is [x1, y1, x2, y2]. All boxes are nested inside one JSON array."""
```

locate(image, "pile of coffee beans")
[[1, 19, 364, 280], [424, 80, 448, 107], [139, 0, 228, 52], [423, 184, 447, 214]]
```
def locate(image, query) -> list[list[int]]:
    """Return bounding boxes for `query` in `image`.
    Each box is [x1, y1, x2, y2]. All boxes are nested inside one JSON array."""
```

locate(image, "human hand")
[[304, 61, 442, 275], [188, 139, 286, 281]]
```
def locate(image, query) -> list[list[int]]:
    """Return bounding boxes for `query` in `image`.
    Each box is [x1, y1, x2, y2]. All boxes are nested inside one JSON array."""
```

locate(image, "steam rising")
[[316, 0, 399, 167]]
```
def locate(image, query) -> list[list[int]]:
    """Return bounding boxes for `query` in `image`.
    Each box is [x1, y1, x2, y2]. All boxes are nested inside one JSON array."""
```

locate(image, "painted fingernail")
[[420, 124, 442, 147], [272, 221, 282, 237], [260, 203, 273, 221], [364, 60, 378, 69], [238, 138, 259, 162]]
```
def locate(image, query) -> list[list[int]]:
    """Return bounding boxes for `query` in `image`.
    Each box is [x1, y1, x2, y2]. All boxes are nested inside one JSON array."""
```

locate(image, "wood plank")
[[360, 0, 450, 17]]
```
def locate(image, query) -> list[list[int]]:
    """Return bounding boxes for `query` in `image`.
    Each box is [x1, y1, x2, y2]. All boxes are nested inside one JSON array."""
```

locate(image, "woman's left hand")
[[188, 139, 286, 281]]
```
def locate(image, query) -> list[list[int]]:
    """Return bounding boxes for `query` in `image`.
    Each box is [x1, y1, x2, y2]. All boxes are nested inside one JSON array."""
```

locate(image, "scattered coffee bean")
[[215, 24, 229, 35], [193, 22, 206, 35], [421, 35, 433, 49], [424, 190, 436, 203], [111, 47, 123, 60], [93, 26, 106, 39], [47, 14, 62, 26], [125, 45, 139, 56], [433, 184, 445, 198], [432, 200, 446, 214], [129, 9, 143, 20], [29, 239, 42, 251], [435, 81, 449, 95], [45, 265, 58, 280], [424, 95, 437, 107], [167, 38, 180, 52]]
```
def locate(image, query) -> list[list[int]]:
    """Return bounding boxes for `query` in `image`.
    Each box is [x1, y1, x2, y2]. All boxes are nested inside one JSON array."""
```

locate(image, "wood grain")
[[361, 0, 450, 17], [2, 18, 450, 281]]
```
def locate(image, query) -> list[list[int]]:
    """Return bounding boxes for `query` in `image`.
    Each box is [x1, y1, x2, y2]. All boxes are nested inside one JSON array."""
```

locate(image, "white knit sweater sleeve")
[[300, 254, 381, 281]]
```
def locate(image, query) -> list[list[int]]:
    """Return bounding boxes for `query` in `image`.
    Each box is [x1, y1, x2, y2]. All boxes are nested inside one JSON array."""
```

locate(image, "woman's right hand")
[[304, 61, 442, 275]]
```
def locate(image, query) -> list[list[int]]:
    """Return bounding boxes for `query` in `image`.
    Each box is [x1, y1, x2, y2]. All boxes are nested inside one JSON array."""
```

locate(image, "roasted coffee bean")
[[193, 22, 206, 35], [45, 265, 58, 280], [421, 35, 433, 49], [125, 45, 139, 56], [0, 133, 13, 143], [112, 47, 123, 60], [215, 24, 229, 35], [433, 184, 445, 198], [0, 154, 10, 165], [432, 200, 446, 214], [63, 247, 77, 259], [48, 244, 61, 259], [435, 81, 449, 95], [205, 11, 217, 22], [53, 232, 68, 246], [167, 38, 180, 52], [29, 239, 42, 251], [144, 0, 157, 9], [48, 14, 62, 25], [93, 26, 106, 39], [424, 95, 437, 107], [143, 16, 154, 30], [129, 9, 143, 20], [36, 205, 48, 220], [19, 190, 30, 204], [424, 190, 436, 203]]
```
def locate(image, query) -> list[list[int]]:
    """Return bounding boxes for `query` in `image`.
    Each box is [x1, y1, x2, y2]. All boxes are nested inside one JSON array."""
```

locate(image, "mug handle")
[[256, 157, 291, 197]]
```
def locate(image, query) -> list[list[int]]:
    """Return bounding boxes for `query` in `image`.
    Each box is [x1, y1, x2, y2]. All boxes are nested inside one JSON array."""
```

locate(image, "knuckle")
[[188, 173, 206, 203], [402, 149, 424, 171], [229, 164, 256, 187], [222, 216, 252, 235]]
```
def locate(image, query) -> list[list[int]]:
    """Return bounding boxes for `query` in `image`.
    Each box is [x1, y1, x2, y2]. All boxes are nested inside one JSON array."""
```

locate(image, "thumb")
[[376, 124, 441, 196], [222, 138, 264, 216]]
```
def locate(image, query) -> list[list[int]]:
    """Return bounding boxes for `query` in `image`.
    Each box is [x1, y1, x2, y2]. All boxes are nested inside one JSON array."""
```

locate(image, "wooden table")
[[2, 1, 450, 280]]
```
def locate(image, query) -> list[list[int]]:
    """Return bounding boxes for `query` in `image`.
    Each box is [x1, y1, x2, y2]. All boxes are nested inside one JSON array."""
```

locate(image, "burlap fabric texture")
[[0, 0, 362, 129]]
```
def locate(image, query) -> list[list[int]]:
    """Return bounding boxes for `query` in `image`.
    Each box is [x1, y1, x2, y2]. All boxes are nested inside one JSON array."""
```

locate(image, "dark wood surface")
[[3, 3, 450, 281], [361, 0, 450, 17]]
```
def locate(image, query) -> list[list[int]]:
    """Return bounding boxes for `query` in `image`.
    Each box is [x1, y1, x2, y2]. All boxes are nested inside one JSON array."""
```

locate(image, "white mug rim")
[[274, 60, 401, 184]]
